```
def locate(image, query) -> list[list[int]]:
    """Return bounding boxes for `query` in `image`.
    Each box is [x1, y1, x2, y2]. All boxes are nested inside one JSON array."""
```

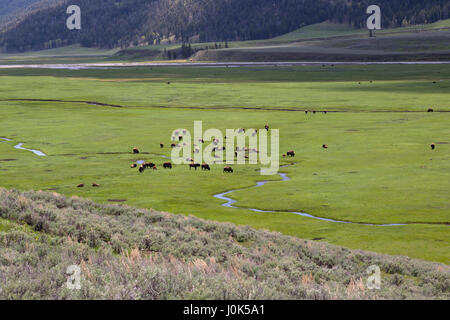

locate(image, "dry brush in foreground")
[[0, 188, 448, 299]]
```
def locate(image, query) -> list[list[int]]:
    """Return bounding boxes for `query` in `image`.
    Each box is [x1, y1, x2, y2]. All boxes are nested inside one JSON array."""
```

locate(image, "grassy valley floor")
[[0, 64, 449, 264]]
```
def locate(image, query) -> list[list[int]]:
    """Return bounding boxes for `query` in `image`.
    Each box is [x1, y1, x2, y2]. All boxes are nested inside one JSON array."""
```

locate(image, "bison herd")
[[77, 183, 100, 188], [132, 157, 231, 174]]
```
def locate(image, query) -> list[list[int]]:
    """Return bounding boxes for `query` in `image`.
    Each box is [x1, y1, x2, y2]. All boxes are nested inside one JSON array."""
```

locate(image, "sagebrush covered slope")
[[0, 188, 448, 299]]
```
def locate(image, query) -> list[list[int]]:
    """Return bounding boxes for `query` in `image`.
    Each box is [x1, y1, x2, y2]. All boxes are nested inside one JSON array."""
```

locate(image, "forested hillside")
[[0, 0, 62, 28], [1, 0, 449, 52]]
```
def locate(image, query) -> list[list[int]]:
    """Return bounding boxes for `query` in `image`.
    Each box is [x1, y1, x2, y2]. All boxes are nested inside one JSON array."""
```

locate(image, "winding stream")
[[214, 165, 406, 227], [14, 143, 47, 156], [1, 138, 46, 156], [0, 137, 443, 226]]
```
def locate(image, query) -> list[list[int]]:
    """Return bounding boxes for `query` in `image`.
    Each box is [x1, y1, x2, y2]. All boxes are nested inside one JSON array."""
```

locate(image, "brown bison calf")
[[224, 166, 233, 173]]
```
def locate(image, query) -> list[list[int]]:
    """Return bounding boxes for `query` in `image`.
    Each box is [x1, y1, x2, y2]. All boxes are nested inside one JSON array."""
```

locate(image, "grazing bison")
[[92, 183, 100, 187], [322, 144, 329, 149], [201, 163, 211, 171], [77, 184, 84, 188], [287, 150, 295, 157], [431, 143, 436, 150], [163, 162, 172, 169], [160, 143, 164, 148], [143, 162, 155, 169], [130, 163, 137, 168], [189, 163, 201, 170], [223, 166, 233, 173], [428, 108, 434, 112], [133, 147, 140, 154]]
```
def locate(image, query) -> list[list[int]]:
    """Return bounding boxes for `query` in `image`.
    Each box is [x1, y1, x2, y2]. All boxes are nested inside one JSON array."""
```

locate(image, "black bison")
[[160, 143, 164, 148], [224, 166, 233, 173], [77, 184, 84, 188], [189, 163, 201, 170], [322, 144, 329, 149], [139, 165, 145, 173], [130, 163, 137, 168], [143, 162, 155, 169], [92, 183, 100, 187], [171, 143, 176, 148], [305, 110, 308, 114], [428, 108, 434, 112], [179, 136, 183, 141], [431, 143, 436, 150], [287, 150, 295, 157], [264, 125, 269, 131], [163, 162, 173, 169], [133, 147, 140, 154], [201, 164, 211, 171]]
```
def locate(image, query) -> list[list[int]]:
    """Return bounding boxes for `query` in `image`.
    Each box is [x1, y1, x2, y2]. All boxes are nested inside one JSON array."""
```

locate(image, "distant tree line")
[[1, 0, 448, 53]]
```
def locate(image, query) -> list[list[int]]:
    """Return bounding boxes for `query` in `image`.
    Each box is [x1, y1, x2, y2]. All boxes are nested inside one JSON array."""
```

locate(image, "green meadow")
[[0, 64, 449, 263]]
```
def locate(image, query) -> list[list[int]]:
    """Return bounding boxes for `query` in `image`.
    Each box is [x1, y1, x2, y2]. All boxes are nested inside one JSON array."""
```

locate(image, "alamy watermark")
[[366, 265, 381, 290], [170, 121, 279, 175], [66, 264, 81, 290], [66, 5, 81, 30], [367, 5, 381, 31]]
